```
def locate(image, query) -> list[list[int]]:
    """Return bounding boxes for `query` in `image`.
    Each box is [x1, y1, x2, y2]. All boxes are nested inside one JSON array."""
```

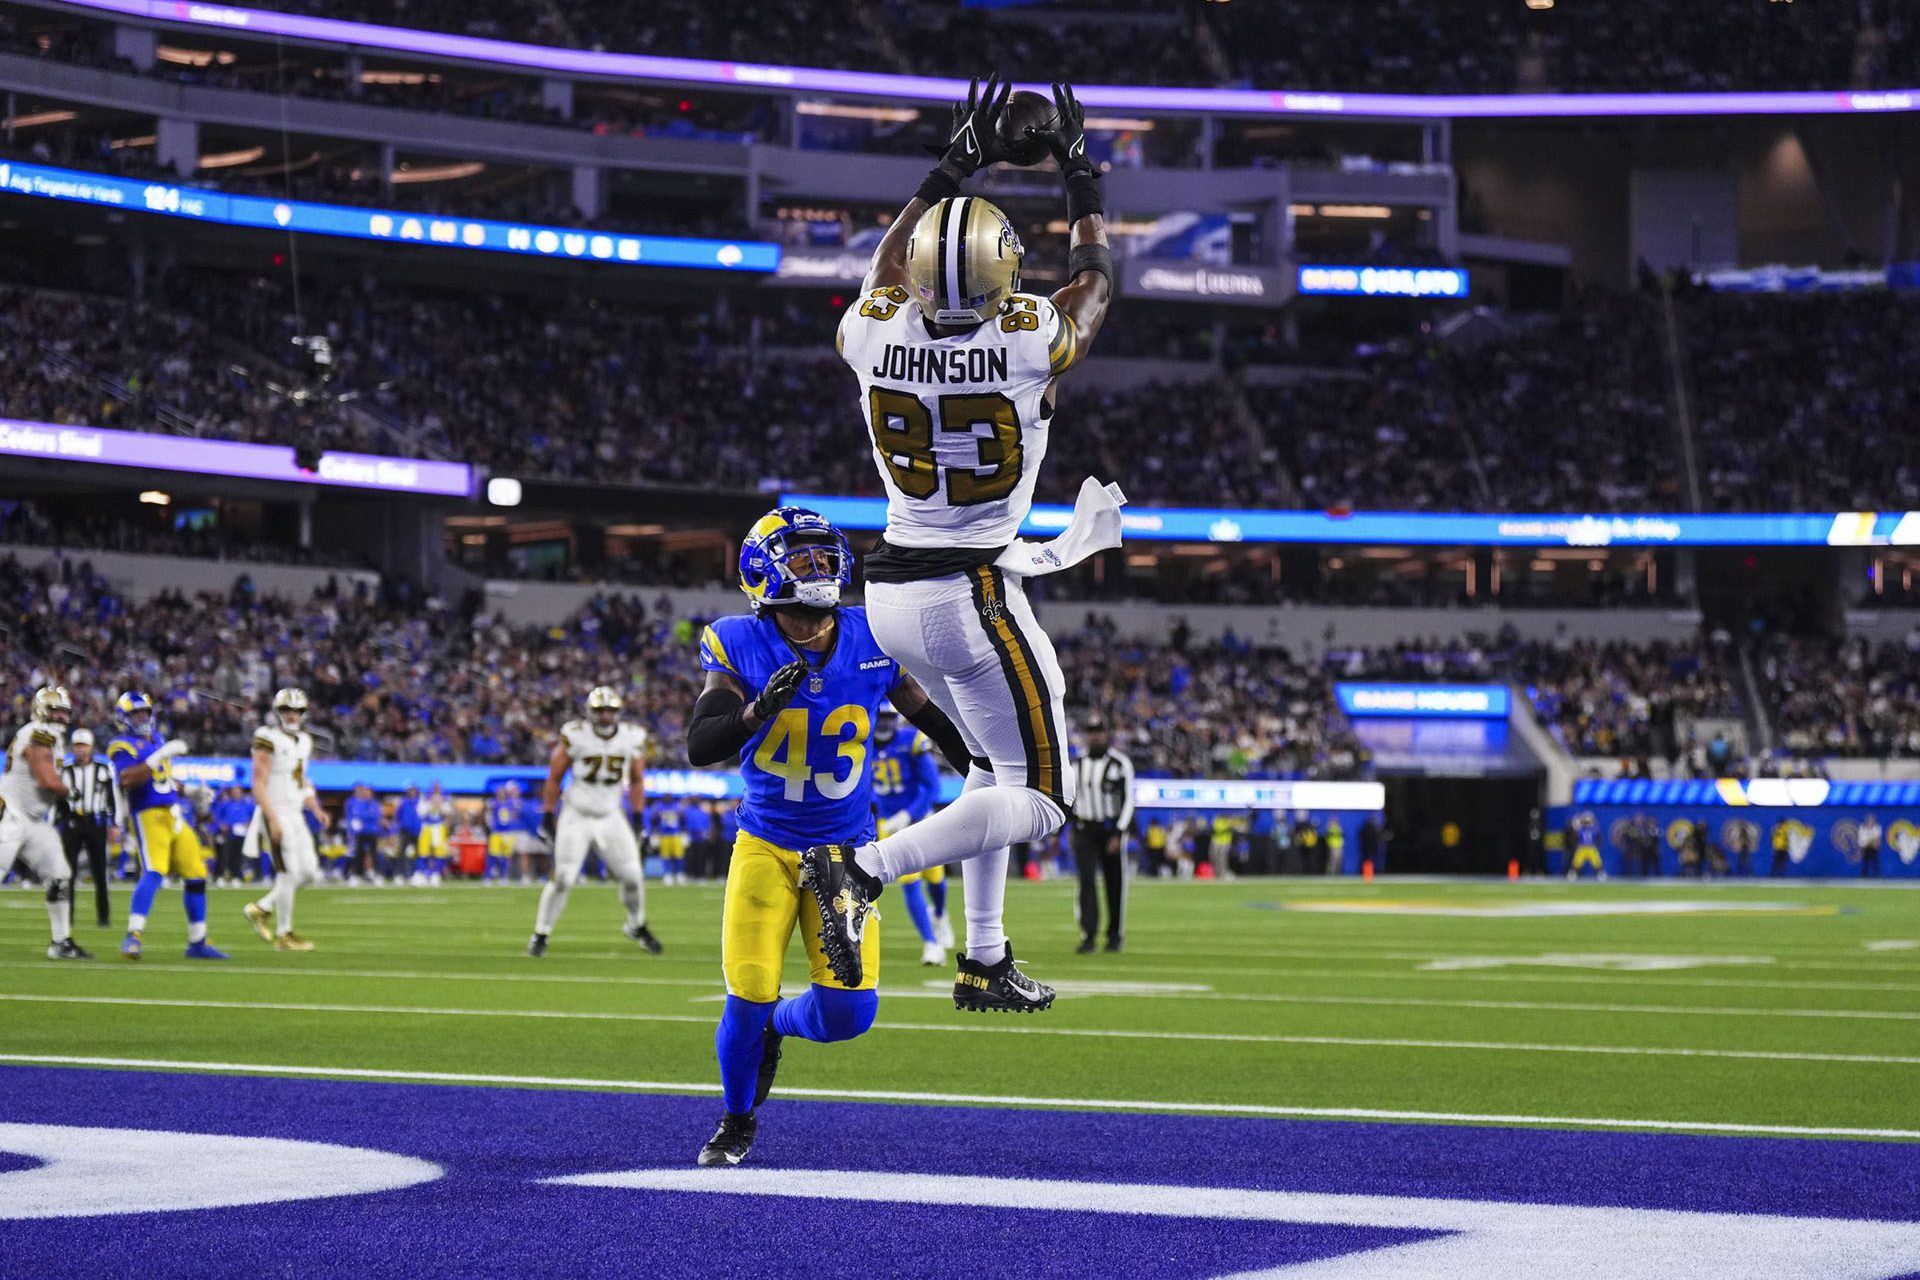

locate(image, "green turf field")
[[3, 876, 1917, 1139]]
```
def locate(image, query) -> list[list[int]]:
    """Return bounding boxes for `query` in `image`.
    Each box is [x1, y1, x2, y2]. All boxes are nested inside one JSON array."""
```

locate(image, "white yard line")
[[1, 1051, 1916, 1142], [4, 992, 1917, 1065]]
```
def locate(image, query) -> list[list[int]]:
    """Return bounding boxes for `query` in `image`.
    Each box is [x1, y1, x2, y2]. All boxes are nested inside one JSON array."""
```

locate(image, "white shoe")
[[409, 872, 428, 887], [932, 916, 954, 950], [429, 872, 443, 886], [920, 940, 947, 967]]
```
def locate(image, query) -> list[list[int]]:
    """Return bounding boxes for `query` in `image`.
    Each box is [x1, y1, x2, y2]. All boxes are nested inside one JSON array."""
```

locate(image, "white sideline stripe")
[[8, 955, 1920, 1006], [546, 1169, 1920, 1280], [3, 1052, 1919, 1142], [7, 993, 1920, 1066]]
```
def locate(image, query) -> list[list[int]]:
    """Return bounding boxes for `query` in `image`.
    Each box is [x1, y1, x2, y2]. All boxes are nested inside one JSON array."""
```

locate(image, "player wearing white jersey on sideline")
[[528, 686, 661, 957], [0, 686, 90, 959], [807, 76, 1113, 1013], [242, 688, 329, 952]]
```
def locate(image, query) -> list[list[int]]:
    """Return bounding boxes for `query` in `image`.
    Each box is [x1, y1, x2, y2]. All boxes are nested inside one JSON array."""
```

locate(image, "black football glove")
[[938, 73, 1014, 177], [538, 812, 556, 843], [1034, 81, 1092, 176], [752, 659, 810, 722]]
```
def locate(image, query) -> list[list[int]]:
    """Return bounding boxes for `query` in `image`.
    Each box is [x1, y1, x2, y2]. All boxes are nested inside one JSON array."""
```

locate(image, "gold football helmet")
[[906, 196, 1024, 326], [31, 685, 71, 726], [586, 685, 622, 735], [271, 686, 308, 730]]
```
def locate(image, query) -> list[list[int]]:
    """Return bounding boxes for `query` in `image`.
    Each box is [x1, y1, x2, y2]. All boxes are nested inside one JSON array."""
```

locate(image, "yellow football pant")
[[488, 834, 516, 858], [722, 830, 879, 1002], [658, 834, 688, 859], [133, 806, 208, 878], [898, 862, 945, 887], [1570, 845, 1604, 873], [416, 825, 448, 859]]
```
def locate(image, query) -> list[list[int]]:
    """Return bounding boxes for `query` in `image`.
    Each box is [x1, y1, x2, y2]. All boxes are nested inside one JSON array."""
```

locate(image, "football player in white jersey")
[[815, 77, 1112, 1012], [1, 686, 90, 959], [528, 686, 661, 957], [242, 688, 329, 951]]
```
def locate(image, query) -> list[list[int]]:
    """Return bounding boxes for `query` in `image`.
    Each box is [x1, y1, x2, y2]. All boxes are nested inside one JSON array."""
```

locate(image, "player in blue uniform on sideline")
[[870, 707, 951, 966], [685, 507, 972, 1167], [486, 782, 523, 883], [107, 692, 226, 960]]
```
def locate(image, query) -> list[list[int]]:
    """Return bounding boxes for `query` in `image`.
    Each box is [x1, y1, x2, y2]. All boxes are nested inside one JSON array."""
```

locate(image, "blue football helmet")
[[738, 507, 852, 612], [114, 690, 155, 733]]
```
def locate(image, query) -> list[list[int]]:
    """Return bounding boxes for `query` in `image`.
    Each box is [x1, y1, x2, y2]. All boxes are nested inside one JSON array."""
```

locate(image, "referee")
[[59, 728, 121, 927], [1071, 716, 1135, 954]]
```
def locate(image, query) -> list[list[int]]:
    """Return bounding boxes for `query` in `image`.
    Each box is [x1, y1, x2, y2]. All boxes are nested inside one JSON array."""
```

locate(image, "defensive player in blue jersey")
[[686, 507, 972, 1167], [870, 707, 953, 966], [107, 692, 227, 960]]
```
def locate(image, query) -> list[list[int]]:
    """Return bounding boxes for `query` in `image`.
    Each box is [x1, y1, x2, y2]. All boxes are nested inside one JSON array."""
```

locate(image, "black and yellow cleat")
[[797, 843, 878, 987], [696, 1112, 757, 1167], [242, 902, 274, 944], [954, 941, 1055, 1013]]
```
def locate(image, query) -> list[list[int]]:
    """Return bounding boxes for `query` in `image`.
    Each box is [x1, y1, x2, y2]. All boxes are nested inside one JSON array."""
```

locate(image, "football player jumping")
[[813, 75, 1113, 1011], [685, 507, 972, 1167]]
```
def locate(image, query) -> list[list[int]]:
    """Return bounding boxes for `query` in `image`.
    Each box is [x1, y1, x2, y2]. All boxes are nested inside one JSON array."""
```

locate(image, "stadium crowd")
[[88, 0, 1910, 94], [1517, 636, 1745, 762], [1753, 633, 1920, 760]]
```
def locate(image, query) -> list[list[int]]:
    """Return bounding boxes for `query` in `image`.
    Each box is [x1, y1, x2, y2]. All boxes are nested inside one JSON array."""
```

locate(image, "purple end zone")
[[1, 1067, 1917, 1279]]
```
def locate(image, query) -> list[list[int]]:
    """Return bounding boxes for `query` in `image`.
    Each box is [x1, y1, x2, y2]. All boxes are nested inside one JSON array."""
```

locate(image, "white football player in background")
[[809, 77, 1113, 1013], [0, 686, 89, 959], [528, 686, 660, 957], [243, 688, 328, 951]]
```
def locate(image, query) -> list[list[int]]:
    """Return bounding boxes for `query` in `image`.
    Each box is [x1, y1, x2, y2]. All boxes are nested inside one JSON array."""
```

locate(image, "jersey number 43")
[[755, 705, 870, 802]]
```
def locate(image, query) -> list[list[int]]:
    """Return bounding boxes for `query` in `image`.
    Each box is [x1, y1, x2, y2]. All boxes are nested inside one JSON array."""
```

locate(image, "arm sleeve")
[[905, 743, 940, 823], [687, 686, 755, 768], [1114, 753, 1136, 832], [902, 698, 971, 778]]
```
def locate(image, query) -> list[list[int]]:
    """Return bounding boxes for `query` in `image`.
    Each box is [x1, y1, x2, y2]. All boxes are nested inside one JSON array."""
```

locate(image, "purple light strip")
[[0, 417, 473, 496], [61, 1, 1920, 120]]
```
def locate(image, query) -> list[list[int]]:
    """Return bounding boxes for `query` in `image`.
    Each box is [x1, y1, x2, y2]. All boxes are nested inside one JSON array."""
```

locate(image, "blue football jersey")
[[700, 607, 900, 850], [870, 725, 939, 824]]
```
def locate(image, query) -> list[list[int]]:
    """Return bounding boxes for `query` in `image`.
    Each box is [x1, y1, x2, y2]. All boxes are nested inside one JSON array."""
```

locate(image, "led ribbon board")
[[0, 417, 473, 496], [784, 495, 1920, 548], [1335, 683, 1511, 718], [50, 1, 1920, 119], [0, 159, 779, 272]]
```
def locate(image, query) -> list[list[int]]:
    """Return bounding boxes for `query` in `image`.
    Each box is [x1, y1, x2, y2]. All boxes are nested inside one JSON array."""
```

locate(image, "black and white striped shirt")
[[60, 757, 122, 825], [1072, 749, 1135, 829]]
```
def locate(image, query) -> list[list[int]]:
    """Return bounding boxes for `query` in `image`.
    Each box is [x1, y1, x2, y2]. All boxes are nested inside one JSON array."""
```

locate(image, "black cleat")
[[754, 1023, 783, 1108], [46, 938, 93, 961], [1075, 938, 1096, 955], [1105, 937, 1124, 953], [624, 923, 664, 955], [954, 941, 1055, 1013], [798, 844, 878, 987], [527, 932, 548, 958], [696, 1112, 757, 1167]]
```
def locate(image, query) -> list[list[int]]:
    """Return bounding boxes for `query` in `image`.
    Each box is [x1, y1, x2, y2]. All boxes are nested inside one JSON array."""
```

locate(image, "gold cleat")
[[243, 902, 274, 943], [274, 931, 315, 952]]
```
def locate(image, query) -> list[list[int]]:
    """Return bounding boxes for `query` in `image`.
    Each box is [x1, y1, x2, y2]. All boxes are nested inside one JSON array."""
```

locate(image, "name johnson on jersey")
[[869, 345, 1010, 384]]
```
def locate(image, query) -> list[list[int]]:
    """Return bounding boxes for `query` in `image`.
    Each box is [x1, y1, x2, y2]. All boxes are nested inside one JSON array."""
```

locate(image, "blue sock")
[[128, 869, 164, 922], [900, 880, 936, 944], [183, 880, 207, 924], [926, 875, 948, 918], [771, 985, 878, 1044], [715, 995, 775, 1115]]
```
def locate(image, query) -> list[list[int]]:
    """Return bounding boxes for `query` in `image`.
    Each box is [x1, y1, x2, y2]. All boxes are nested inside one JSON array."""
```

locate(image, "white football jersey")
[[839, 287, 1076, 551], [560, 720, 647, 817], [0, 720, 65, 820], [252, 722, 315, 811]]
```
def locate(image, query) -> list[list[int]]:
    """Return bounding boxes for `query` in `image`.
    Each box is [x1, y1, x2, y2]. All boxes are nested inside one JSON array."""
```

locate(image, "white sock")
[[961, 851, 1008, 964], [855, 768, 1062, 884], [619, 877, 645, 929], [275, 878, 296, 934], [46, 887, 70, 944], [187, 921, 207, 943], [127, 911, 148, 934], [535, 881, 570, 935]]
